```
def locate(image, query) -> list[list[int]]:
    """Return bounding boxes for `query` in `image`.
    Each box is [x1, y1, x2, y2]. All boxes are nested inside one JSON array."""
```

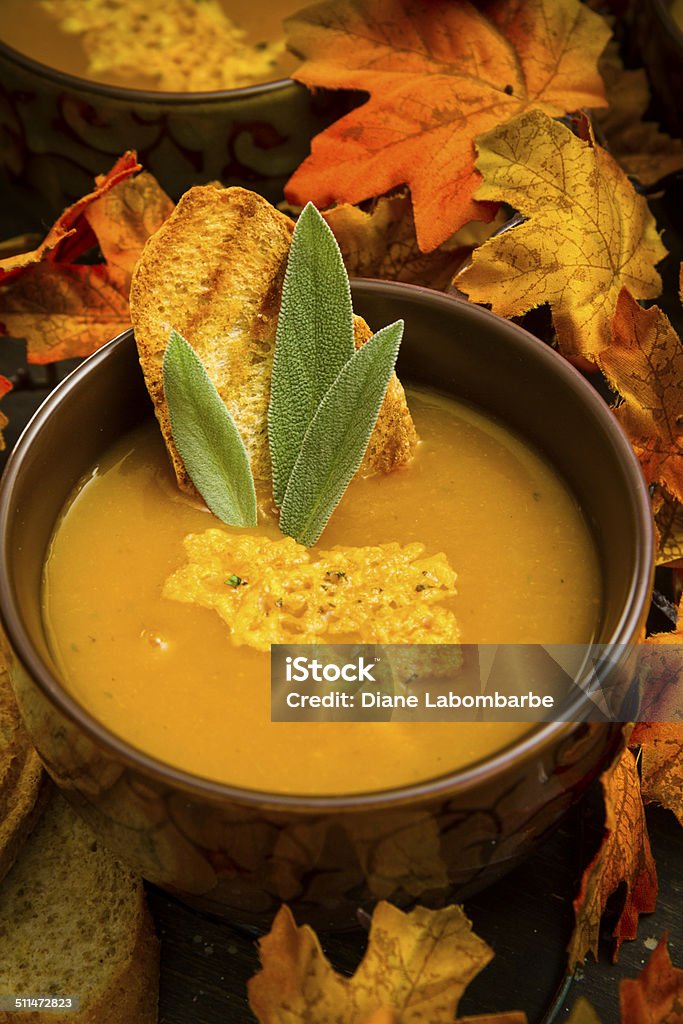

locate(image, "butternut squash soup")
[[0, 0, 301, 91], [42, 387, 601, 795]]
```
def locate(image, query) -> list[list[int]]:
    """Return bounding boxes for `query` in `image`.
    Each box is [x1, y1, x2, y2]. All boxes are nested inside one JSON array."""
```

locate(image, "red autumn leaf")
[[600, 288, 683, 504], [0, 156, 173, 364], [630, 723, 683, 828], [568, 744, 658, 967], [620, 933, 683, 1024], [285, 0, 610, 253], [0, 374, 12, 452]]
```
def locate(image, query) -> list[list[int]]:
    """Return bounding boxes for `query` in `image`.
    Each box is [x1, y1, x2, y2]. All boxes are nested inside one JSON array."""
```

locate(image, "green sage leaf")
[[269, 202, 355, 507], [163, 330, 257, 528], [279, 320, 404, 547]]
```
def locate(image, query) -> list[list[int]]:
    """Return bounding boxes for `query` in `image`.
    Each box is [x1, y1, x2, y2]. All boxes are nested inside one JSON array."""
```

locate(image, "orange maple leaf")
[[285, 0, 610, 253], [248, 902, 526, 1024], [568, 744, 658, 967], [600, 289, 683, 504], [620, 933, 683, 1024], [456, 112, 666, 361], [0, 375, 11, 452], [0, 156, 173, 364]]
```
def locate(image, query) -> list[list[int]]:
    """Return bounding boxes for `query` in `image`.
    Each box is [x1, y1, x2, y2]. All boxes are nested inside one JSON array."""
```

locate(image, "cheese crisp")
[[163, 529, 460, 650], [40, 0, 286, 91]]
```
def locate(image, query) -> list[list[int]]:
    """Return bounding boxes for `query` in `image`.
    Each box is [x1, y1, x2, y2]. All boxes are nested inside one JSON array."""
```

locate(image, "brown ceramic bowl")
[[0, 37, 343, 231], [0, 281, 653, 929]]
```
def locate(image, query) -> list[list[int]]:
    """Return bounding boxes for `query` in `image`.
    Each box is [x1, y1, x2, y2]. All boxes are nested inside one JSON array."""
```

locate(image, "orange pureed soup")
[[0, 0, 301, 91], [42, 387, 601, 795]]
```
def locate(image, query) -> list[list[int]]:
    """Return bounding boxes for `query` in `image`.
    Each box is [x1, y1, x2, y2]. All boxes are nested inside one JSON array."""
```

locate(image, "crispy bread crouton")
[[130, 185, 292, 493], [130, 185, 417, 498], [353, 316, 418, 475]]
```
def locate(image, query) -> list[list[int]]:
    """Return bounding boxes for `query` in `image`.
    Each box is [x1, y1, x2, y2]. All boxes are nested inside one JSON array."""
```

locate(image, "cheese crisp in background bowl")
[[0, 0, 342, 230], [0, 280, 653, 928]]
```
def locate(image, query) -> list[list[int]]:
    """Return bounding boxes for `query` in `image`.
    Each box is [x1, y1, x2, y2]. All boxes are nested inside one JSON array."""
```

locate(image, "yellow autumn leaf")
[[248, 902, 526, 1024], [457, 110, 666, 361], [566, 998, 602, 1024]]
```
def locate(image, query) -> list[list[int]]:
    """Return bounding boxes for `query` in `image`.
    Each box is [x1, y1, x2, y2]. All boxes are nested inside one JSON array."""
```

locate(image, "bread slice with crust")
[[0, 793, 159, 1023], [0, 655, 47, 886], [129, 185, 417, 498]]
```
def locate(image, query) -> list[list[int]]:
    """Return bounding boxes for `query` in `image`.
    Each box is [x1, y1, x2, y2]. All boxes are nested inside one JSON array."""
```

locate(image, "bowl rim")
[[0, 37, 297, 104], [0, 279, 653, 811]]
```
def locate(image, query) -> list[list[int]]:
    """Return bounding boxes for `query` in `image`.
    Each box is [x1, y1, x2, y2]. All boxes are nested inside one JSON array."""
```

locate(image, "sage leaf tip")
[[163, 326, 257, 530], [269, 187, 355, 509], [279, 315, 405, 547]]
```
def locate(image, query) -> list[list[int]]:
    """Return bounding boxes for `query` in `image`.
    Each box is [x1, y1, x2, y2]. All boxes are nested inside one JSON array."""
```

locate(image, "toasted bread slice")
[[353, 316, 418, 475], [130, 185, 417, 496], [0, 655, 47, 886], [0, 793, 159, 1023]]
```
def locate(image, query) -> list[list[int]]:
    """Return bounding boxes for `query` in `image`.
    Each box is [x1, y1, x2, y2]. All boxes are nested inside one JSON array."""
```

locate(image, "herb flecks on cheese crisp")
[[163, 530, 459, 651]]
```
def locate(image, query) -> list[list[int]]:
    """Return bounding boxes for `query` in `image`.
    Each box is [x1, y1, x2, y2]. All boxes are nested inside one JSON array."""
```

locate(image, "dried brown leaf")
[[620, 933, 683, 1024], [601, 289, 683, 504], [285, 0, 610, 253], [568, 745, 658, 967], [323, 195, 472, 290], [566, 998, 602, 1024], [631, 723, 683, 827], [652, 487, 683, 567], [0, 157, 173, 364]]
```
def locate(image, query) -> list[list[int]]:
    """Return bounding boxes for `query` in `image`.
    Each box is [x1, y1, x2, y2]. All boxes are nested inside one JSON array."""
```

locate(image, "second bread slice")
[[0, 793, 159, 1023]]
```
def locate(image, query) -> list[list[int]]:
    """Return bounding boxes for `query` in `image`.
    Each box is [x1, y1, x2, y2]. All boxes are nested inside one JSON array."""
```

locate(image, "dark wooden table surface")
[[148, 802, 681, 1024]]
